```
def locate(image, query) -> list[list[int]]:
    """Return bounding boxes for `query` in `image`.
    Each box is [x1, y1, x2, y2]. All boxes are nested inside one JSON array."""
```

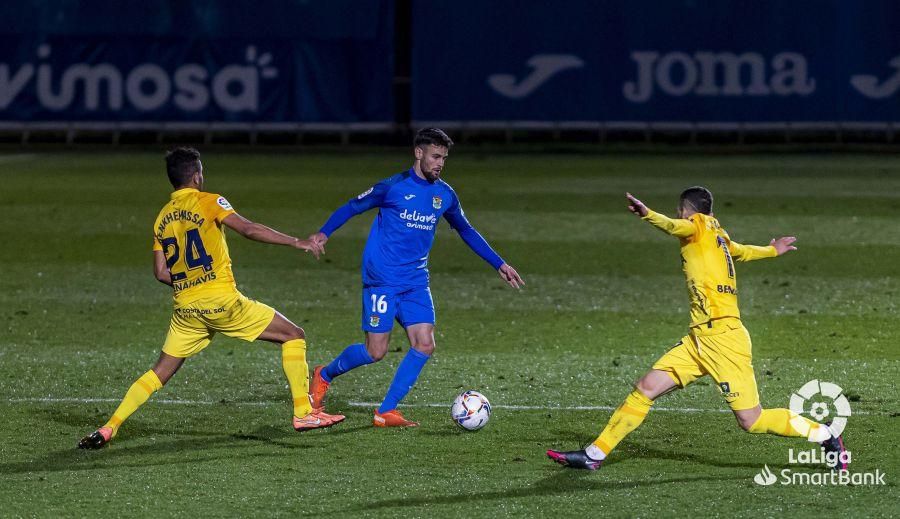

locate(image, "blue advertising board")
[[411, 1, 900, 123], [0, 0, 394, 123]]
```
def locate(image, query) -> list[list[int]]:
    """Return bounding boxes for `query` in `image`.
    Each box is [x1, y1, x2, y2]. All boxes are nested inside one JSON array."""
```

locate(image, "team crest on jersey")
[[357, 187, 374, 199], [432, 196, 442, 209], [217, 197, 233, 211], [369, 314, 380, 327]]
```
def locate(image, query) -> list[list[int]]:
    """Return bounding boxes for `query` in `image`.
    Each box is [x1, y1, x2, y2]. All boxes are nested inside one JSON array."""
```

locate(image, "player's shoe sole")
[[373, 409, 419, 427], [547, 449, 603, 470], [77, 427, 113, 450], [820, 423, 849, 471], [293, 410, 345, 432], [309, 365, 330, 410]]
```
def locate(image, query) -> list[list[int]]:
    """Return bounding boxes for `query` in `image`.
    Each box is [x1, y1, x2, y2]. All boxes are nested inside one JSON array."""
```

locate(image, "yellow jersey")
[[152, 188, 238, 306], [643, 209, 776, 328]]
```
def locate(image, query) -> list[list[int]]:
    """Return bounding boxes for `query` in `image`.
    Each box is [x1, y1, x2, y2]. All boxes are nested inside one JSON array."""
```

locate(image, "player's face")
[[416, 144, 449, 182]]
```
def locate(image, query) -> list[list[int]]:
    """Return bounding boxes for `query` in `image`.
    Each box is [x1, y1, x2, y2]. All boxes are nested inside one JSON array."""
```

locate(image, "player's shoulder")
[[691, 213, 728, 236], [435, 179, 457, 198], [381, 170, 413, 187], [196, 192, 235, 216]]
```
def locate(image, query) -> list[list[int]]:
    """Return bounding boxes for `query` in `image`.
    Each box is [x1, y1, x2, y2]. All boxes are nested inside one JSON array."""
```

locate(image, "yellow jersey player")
[[78, 147, 344, 449], [548, 187, 848, 471]]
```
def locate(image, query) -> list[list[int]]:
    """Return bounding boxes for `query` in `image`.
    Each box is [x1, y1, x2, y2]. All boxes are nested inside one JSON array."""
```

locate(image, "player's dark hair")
[[414, 127, 454, 149], [165, 147, 201, 188], [680, 186, 714, 215]]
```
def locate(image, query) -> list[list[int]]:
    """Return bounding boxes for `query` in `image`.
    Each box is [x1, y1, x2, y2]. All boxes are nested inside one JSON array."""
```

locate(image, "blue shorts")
[[361, 285, 435, 333]]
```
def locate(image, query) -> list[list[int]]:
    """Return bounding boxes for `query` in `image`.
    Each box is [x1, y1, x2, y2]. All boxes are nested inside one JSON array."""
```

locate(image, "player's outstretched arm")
[[222, 213, 322, 259], [311, 180, 392, 253], [730, 236, 795, 262], [153, 250, 173, 287], [626, 192, 695, 238]]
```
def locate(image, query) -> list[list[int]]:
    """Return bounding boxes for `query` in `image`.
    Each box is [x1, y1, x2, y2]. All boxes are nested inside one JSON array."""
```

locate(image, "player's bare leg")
[[78, 352, 185, 449], [364, 331, 392, 361], [548, 369, 678, 469], [257, 311, 344, 431], [373, 325, 433, 427]]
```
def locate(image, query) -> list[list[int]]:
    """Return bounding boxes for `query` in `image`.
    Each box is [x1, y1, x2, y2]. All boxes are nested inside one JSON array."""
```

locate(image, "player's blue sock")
[[378, 348, 430, 413], [322, 343, 374, 383]]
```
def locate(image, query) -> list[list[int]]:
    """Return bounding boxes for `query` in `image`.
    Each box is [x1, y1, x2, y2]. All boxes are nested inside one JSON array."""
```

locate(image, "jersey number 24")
[[162, 229, 214, 281]]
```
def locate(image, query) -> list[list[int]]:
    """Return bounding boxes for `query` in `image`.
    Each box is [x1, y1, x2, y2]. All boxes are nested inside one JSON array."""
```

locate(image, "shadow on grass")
[[609, 441, 794, 471], [338, 469, 751, 514], [0, 408, 369, 476], [335, 439, 802, 514]]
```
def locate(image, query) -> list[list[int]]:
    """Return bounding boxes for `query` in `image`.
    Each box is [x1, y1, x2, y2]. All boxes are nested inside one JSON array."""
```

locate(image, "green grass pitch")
[[0, 151, 897, 516]]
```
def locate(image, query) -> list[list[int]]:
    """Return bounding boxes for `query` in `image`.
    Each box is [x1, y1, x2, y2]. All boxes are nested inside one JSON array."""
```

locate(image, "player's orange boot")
[[77, 426, 113, 449], [309, 365, 330, 410], [373, 409, 419, 427], [293, 409, 345, 431]]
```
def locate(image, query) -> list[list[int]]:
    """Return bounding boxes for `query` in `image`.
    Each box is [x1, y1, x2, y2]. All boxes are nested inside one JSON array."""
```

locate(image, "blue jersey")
[[320, 168, 504, 288]]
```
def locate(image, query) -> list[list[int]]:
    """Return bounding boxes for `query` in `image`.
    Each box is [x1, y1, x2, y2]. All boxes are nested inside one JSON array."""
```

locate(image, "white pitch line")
[[3, 397, 872, 415]]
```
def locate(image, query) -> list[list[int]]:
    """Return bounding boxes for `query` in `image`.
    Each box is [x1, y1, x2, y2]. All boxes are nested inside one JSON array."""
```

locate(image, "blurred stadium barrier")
[[0, 1, 897, 146]]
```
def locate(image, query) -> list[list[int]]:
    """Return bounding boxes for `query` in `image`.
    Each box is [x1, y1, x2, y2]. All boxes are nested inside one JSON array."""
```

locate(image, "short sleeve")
[[204, 194, 237, 223]]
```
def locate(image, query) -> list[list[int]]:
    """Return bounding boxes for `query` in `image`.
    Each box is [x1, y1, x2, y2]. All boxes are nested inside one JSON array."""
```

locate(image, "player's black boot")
[[77, 427, 112, 450], [547, 449, 603, 470], [819, 423, 849, 471]]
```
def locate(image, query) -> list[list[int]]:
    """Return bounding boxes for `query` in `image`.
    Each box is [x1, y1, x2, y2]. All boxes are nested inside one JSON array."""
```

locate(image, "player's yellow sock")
[[748, 408, 831, 441], [282, 339, 312, 418], [592, 389, 654, 458], [103, 370, 162, 437]]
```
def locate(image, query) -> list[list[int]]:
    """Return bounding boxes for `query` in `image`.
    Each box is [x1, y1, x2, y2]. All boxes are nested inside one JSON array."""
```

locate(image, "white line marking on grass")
[[4, 397, 873, 415]]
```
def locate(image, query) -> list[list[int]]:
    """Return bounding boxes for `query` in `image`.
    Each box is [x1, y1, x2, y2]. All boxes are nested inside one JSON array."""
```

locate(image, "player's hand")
[[294, 238, 323, 259], [498, 263, 524, 289], [625, 192, 648, 217], [770, 236, 797, 256], [308, 232, 329, 253]]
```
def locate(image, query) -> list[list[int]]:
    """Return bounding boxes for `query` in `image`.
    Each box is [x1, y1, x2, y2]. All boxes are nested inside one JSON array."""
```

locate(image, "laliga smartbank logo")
[[753, 379, 886, 487], [788, 379, 851, 437]]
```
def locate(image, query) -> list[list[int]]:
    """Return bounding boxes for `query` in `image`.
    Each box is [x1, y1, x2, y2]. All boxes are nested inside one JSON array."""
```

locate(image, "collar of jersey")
[[171, 187, 199, 199], [408, 168, 433, 186]]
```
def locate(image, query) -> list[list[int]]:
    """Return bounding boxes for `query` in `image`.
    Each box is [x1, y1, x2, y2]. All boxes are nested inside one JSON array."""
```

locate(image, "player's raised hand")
[[294, 238, 323, 259], [770, 236, 797, 256], [498, 263, 525, 289], [625, 192, 648, 217]]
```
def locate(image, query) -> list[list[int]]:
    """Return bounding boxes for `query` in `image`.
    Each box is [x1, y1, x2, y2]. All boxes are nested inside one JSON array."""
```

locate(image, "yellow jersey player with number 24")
[[548, 187, 848, 471], [78, 147, 344, 449]]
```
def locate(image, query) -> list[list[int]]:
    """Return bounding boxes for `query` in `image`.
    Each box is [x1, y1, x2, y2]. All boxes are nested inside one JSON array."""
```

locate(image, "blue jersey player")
[[307, 128, 524, 427]]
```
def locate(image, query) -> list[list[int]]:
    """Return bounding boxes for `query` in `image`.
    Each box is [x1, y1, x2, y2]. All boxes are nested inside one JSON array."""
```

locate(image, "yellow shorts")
[[162, 292, 276, 358], [652, 317, 760, 411]]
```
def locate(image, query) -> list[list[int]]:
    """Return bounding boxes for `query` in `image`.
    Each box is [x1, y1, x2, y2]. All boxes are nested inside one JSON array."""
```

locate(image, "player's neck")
[[412, 163, 426, 181], [174, 183, 202, 192]]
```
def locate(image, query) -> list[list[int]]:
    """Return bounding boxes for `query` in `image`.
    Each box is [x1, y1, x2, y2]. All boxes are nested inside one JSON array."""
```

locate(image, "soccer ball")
[[451, 390, 491, 431]]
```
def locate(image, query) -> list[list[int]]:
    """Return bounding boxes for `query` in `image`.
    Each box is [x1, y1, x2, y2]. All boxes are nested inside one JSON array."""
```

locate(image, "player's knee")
[[635, 377, 657, 398], [734, 410, 760, 431], [367, 343, 388, 361], [411, 340, 435, 356], [288, 325, 305, 341]]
